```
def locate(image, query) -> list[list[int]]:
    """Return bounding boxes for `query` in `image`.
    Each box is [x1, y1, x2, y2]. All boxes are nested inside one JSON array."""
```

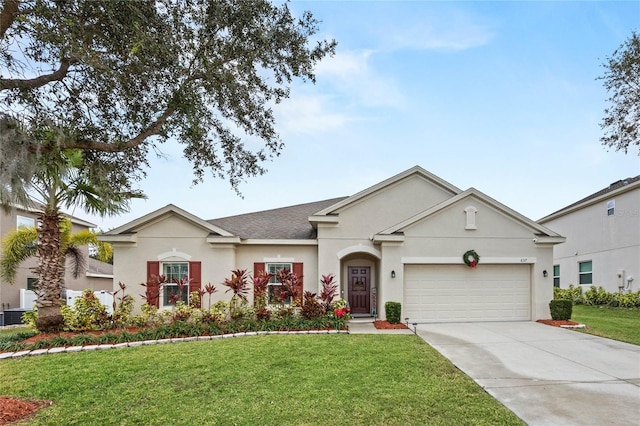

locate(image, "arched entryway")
[[340, 250, 379, 317]]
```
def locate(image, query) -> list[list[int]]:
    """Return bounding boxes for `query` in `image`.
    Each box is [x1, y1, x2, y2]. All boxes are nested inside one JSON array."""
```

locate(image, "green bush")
[[385, 301, 402, 324], [583, 286, 614, 306], [553, 284, 583, 304], [549, 299, 573, 320], [613, 291, 640, 308], [62, 290, 110, 331]]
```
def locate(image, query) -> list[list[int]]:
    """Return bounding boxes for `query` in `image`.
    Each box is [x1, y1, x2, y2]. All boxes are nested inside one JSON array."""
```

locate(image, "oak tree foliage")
[[599, 30, 640, 155], [0, 0, 337, 198]]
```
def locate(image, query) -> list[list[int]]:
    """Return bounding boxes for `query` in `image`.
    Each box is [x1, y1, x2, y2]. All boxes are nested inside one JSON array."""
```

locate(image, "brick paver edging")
[[0, 329, 349, 360]]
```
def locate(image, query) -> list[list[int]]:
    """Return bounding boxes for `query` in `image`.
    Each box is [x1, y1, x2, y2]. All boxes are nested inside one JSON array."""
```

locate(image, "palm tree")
[[0, 218, 112, 292], [0, 133, 142, 331]]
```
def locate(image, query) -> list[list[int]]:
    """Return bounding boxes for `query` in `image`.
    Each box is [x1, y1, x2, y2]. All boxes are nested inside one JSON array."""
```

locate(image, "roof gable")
[[379, 188, 562, 238], [104, 204, 233, 236], [313, 166, 461, 216]]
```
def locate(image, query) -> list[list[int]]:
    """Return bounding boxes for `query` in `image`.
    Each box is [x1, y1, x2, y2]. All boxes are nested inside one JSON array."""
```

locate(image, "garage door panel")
[[403, 265, 530, 322]]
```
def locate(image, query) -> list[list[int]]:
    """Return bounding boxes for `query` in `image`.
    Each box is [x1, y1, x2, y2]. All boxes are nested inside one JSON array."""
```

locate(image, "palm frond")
[[95, 241, 113, 264], [0, 226, 38, 283], [67, 228, 99, 248], [65, 245, 86, 279]]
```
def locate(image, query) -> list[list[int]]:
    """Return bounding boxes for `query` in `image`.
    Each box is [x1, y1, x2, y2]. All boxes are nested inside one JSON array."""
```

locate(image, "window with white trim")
[[607, 200, 615, 216], [553, 265, 560, 288], [578, 261, 592, 285], [17, 215, 35, 229], [267, 263, 292, 305], [162, 262, 189, 306]]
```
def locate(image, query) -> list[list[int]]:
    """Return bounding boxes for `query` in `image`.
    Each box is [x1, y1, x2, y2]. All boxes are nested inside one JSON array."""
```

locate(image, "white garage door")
[[404, 264, 531, 322]]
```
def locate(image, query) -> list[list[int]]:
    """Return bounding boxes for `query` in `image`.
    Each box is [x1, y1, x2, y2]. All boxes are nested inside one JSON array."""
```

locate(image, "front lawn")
[[571, 305, 640, 346], [0, 335, 524, 425]]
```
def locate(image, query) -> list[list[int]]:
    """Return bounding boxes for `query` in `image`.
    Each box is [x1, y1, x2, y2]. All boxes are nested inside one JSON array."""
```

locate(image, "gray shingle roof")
[[87, 258, 114, 275], [207, 197, 347, 240], [547, 175, 640, 217]]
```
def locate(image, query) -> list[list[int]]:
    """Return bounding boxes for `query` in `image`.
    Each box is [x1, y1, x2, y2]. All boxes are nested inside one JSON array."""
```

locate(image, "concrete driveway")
[[414, 321, 640, 426]]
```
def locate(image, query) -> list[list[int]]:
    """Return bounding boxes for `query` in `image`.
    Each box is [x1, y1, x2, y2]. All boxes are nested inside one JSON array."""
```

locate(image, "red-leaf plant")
[[168, 276, 192, 305], [301, 290, 324, 319], [140, 274, 166, 306], [319, 274, 338, 313], [223, 269, 250, 316], [252, 271, 272, 310], [111, 281, 127, 313], [204, 283, 218, 310], [276, 269, 302, 307]]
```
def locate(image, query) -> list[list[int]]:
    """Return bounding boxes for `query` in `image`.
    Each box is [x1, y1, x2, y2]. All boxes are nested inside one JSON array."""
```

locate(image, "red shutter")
[[293, 262, 303, 305], [254, 263, 265, 300], [146, 261, 160, 308], [189, 261, 202, 308]]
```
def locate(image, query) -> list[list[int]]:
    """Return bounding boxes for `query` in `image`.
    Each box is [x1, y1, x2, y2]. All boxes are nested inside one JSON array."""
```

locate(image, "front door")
[[348, 266, 370, 314]]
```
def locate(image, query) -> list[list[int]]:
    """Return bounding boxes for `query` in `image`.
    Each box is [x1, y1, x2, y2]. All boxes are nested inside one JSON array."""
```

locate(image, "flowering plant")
[[331, 298, 351, 320]]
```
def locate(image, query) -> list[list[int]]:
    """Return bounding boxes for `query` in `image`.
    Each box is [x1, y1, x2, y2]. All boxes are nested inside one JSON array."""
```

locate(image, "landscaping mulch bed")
[[20, 327, 144, 346], [536, 319, 583, 327], [373, 320, 409, 330], [0, 397, 52, 425]]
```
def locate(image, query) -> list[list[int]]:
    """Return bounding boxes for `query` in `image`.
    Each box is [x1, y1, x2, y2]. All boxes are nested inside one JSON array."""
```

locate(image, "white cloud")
[[315, 50, 405, 108], [387, 14, 495, 52], [274, 94, 355, 135]]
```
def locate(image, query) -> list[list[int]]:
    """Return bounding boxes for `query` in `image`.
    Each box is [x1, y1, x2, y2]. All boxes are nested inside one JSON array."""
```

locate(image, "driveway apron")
[[415, 321, 640, 426]]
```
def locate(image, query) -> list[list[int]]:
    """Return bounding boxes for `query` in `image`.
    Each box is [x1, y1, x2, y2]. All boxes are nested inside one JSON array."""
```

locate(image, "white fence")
[[20, 289, 114, 314]]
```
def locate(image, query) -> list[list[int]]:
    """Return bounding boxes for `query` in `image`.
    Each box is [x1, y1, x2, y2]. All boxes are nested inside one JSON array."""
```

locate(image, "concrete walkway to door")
[[414, 321, 640, 426]]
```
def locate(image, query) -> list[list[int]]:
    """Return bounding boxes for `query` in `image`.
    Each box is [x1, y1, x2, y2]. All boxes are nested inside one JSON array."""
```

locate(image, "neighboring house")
[[100, 166, 564, 322], [0, 205, 113, 316], [538, 175, 640, 294]]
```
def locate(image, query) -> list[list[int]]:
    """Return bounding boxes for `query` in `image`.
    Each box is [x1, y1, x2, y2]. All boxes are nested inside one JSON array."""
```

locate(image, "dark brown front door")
[[348, 266, 370, 314]]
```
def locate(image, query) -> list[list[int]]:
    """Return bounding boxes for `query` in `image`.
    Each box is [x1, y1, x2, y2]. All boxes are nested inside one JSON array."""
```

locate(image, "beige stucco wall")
[[110, 213, 321, 311], [540, 187, 640, 293], [318, 191, 555, 321]]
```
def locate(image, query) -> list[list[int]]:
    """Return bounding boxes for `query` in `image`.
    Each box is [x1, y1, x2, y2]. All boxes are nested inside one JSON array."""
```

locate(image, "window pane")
[[553, 277, 560, 287], [579, 273, 592, 285], [162, 262, 189, 306], [266, 263, 292, 305], [579, 261, 592, 273], [17, 215, 35, 229], [27, 278, 37, 291], [553, 265, 560, 276], [267, 263, 292, 283]]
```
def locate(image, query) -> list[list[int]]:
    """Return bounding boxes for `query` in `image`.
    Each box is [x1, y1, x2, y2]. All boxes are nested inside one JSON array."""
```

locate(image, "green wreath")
[[463, 250, 480, 268]]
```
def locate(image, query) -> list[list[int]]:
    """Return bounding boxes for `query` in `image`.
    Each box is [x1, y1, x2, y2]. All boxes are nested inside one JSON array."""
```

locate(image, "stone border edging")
[[0, 329, 349, 360]]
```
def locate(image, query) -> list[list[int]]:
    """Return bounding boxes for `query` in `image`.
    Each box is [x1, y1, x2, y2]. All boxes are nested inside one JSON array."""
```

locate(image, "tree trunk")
[[34, 210, 65, 332]]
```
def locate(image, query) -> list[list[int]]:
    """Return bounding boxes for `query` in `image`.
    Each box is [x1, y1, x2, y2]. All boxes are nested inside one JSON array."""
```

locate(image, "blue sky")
[[81, 0, 640, 231]]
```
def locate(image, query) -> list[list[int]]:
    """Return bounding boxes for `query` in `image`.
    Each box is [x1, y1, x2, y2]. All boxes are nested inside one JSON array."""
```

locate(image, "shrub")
[[583, 286, 614, 306], [385, 301, 402, 324], [549, 299, 573, 320], [301, 291, 325, 319], [63, 289, 110, 331], [553, 284, 583, 304], [319, 274, 338, 313], [21, 310, 38, 328], [112, 294, 135, 328], [613, 291, 640, 308]]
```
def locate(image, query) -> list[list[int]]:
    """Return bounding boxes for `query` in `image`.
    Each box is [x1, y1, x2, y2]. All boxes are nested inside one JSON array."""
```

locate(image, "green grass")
[[0, 326, 29, 336], [572, 305, 640, 345], [0, 335, 524, 425]]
